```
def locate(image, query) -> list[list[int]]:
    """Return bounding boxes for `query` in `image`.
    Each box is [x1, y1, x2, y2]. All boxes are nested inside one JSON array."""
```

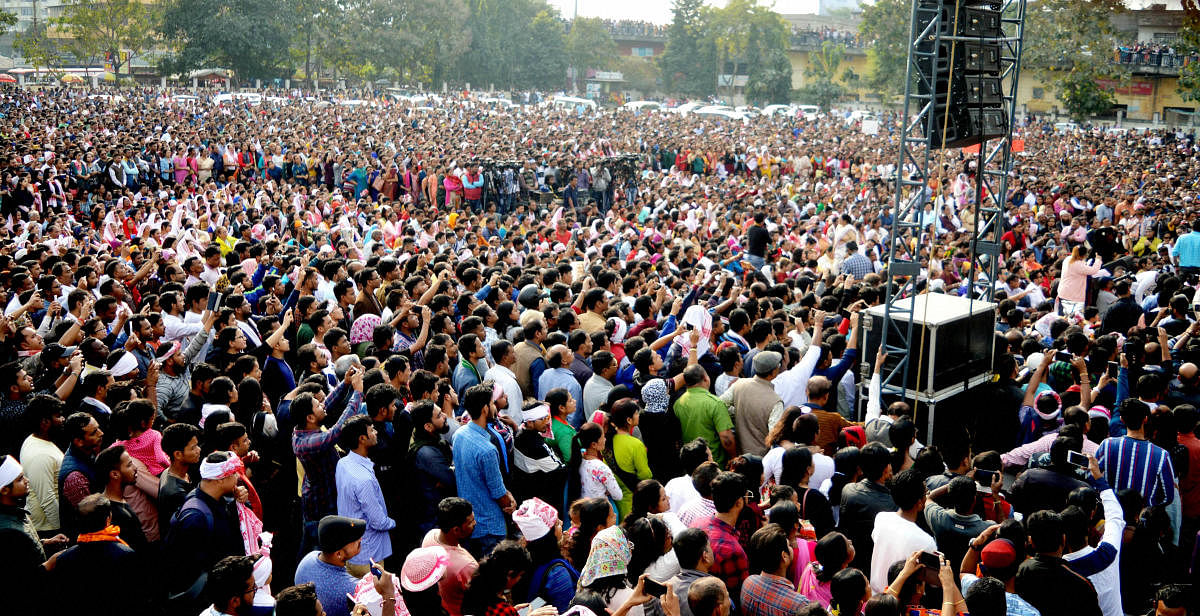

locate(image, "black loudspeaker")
[[914, 1, 1009, 150], [860, 294, 997, 397]]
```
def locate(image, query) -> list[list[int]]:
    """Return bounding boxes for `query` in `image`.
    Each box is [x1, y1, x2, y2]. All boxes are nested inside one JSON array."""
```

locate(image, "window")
[[19, 7, 31, 15], [1153, 33, 1178, 43], [632, 47, 654, 57]]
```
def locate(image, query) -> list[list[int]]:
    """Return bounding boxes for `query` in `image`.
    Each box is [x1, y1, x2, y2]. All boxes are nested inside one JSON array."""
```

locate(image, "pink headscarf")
[[113, 429, 169, 476], [349, 314, 382, 345]]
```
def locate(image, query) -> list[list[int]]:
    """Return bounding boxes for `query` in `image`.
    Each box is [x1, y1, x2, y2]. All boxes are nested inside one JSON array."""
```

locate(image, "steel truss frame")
[[870, 0, 1028, 441]]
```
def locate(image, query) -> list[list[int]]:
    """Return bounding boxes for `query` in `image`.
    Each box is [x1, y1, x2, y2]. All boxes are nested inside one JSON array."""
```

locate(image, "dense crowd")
[[1114, 42, 1198, 68], [604, 20, 669, 39], [790, 27, 864, 49], [0, 84, 1198, 616]]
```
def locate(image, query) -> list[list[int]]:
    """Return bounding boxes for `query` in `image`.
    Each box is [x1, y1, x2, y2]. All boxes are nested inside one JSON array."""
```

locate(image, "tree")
[[13, 21, 61, 74], [796, 41, 848, 111], [707, 0, 754, 101], [566, 17, 618, 91], [858, 0, 910, 98], [745, 50, 792, 104], [0, 9, 15, 38], [1024, 0, 1126, 120], [1176, 1, 1200, 104], [742, 5, 791, 105], [54, 0, 158, 76], [456, 0, 597, 91], [659, 0, 715, 97], [515, 10, 568, 91], [619, 56, 660, 96], [394, 0, 472, 87], [160, 0, 295, 81]]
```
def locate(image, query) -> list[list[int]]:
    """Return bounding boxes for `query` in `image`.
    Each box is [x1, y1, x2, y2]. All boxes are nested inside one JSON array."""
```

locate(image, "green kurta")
[[612, 432, 652, 519]]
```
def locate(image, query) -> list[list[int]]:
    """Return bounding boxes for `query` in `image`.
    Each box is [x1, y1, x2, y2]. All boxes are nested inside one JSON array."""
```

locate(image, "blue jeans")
[[746, 254, 766, 271]]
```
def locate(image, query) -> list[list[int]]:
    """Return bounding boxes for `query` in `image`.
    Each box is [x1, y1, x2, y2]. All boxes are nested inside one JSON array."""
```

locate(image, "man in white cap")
[[0, 455, 65, 612], [720, 350, 784, 456], [163, 451, 247, 606], [511, 403, 567, 515]]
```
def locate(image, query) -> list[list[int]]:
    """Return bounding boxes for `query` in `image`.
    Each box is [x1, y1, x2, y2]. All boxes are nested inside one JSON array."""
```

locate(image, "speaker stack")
[[917, 0, 1008, 149]]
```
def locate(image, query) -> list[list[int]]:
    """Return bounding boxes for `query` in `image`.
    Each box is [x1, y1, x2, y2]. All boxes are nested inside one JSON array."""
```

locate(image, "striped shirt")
[[1095, 436, 1175, 507]]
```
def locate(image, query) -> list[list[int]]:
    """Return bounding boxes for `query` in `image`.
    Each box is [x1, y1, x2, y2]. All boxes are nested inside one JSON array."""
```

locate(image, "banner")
[[1096, 79, 1154, 96]]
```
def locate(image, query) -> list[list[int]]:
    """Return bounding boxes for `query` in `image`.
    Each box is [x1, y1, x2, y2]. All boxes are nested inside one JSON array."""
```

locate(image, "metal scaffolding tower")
[[868, 0, 1028, 442]]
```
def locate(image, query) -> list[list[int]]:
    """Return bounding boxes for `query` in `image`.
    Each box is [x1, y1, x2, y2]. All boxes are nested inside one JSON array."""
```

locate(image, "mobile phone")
[[1055, 350, 1073, 363], [1067, 450, 1089, 468], [369, 559, 384, 579], [974, 469, 997, 485], [517, 597, 547, 616], [918, 551, 942, 569], [1107, 361, 1119, 378], [206, 290, 219, 311], [643, 578, 669, 598]]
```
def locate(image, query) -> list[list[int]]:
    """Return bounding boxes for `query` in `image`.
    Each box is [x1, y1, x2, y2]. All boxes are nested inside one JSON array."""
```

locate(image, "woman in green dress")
[[606, 397, 652, 520]]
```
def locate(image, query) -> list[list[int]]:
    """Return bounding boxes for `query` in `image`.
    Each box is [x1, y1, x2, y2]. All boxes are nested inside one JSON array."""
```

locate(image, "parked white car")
[[621, 100, 662, 112]]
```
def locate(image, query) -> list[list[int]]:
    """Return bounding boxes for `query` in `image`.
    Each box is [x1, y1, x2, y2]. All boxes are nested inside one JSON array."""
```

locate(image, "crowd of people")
[[790, 27, 864, 49], [0, 83, 1198, 616], [1114, 42, 1198, 68], [604, 20, 670, 40]]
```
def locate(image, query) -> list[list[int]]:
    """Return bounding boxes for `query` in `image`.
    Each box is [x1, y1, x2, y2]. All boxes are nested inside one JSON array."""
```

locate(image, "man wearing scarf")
[[51, 493, 148, 615], [163, 451, 247, 609], [0, 456, 65, 613]]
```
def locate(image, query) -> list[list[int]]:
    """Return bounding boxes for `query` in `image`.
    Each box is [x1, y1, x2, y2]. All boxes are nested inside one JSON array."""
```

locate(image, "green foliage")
[[619, 56, 660, 95], [858, 0, 910, 97], [659, 0, 715, 97], [1176, 4, 1200, 103], [745, 50, 792, 105], [796, 41, 848, 111], [456, 0, 552, 90], [1024, 0, 1126, 120], [741, 4, 791, 105], [519, 10, 568, 91], [705, 0, 790, 102], [0, 9, 15, 38], [13, 21, 60, 73], [1058, 73, 1119, 119], [160, 0, 295, 81], [566, 17, 618, 74], [54, 0, 159, 75]]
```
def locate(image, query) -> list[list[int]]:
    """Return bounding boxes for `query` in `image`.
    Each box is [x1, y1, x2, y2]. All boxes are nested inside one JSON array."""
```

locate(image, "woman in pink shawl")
[[349, 313, 382, 357], [111, 399, 166, 541], [173, 148, 190, 185], [443, 172, 464, 208]]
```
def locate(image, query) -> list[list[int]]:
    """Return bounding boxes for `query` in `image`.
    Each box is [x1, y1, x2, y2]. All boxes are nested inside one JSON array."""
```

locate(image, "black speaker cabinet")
[[860, 293, 996, 400]]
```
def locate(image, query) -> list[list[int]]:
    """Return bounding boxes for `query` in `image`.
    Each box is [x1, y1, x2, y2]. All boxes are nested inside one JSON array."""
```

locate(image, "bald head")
[[806, 375, 833, 404], [546, 344, 573, 369], [688, 577, 730, 616], [1180, 362, 1198, 383]]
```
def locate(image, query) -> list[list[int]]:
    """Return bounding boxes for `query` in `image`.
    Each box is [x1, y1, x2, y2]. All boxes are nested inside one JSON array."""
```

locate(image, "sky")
[[547, 0, 822, 24]]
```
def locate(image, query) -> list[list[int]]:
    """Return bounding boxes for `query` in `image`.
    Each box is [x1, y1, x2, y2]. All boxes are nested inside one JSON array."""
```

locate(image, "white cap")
[[0, 455, 21, 488]]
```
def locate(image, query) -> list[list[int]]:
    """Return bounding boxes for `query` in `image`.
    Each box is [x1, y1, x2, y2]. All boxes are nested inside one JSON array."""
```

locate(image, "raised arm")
[[866, 351, 887, 422], [1022, 352, 1053, 408]]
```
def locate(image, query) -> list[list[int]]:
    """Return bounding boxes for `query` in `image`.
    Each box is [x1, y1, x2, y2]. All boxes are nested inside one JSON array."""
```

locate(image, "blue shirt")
[[1173, 231, 1200, 268], [452, 422, 509, 538], [961, 574, 1040, 616], [1096, 435, 1176, 507], [538, 367, 583, 403], [335, 451, 395, 564], [295, 550, 359, 616]]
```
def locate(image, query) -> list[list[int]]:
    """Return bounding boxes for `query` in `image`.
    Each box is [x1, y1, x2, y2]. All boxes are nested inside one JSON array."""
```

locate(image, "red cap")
[[981, 538, 1018, 569]]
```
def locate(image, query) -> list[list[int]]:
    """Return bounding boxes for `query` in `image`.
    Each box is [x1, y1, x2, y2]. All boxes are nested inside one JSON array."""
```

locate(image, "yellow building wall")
[[1013, 74, 1194, 122], [787, 48, 872, 94]]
